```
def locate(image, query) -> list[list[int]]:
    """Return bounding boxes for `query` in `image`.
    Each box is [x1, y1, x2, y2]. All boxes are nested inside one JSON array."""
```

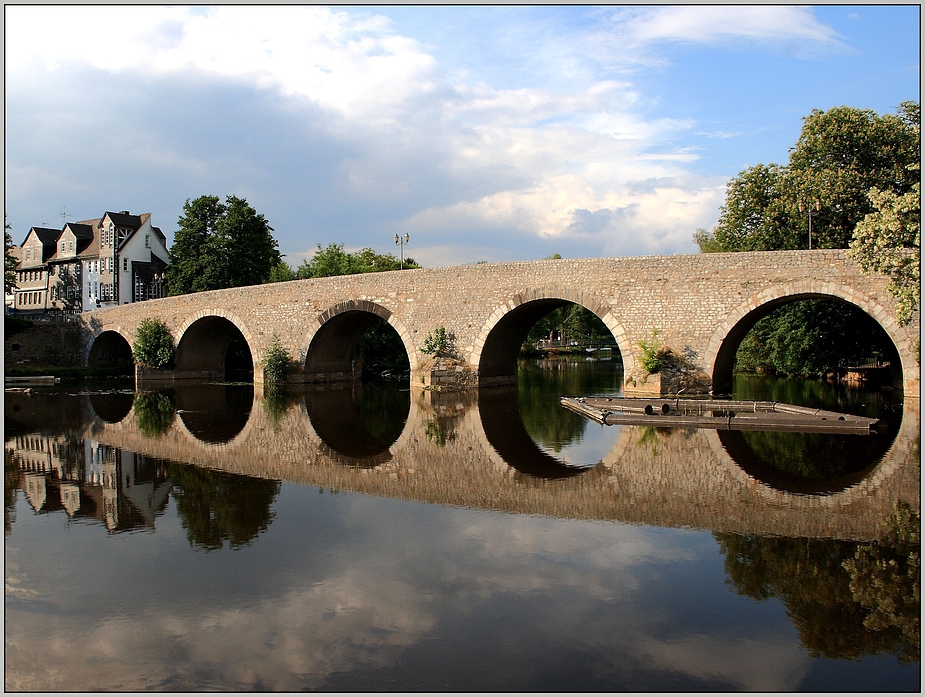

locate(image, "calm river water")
[[4, 358, 920, 691]]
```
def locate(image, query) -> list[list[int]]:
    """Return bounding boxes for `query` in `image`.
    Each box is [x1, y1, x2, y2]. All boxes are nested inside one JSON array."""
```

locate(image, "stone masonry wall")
[[5, 323, 84, 368], [77, 250, 920, 394]]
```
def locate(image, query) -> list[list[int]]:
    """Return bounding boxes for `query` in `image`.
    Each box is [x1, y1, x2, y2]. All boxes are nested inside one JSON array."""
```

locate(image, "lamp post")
[[394, 232, 410, 269], [798, 199, 821, 249]]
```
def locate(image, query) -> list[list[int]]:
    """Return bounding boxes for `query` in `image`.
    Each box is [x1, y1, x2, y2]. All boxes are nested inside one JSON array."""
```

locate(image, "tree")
[[296, 243, 419, 279], [735, 299, 894, 378], [5, 217, 18, 296], [167, 195, 281, 294], [267, 260, 296, 283], [788, 103, 920, 249], [849, 175, 920, 325], [694, 103, 920, 376], [708, 164, 797, 252], [697, 103, 920, 253], [526, 304, 613, 348]]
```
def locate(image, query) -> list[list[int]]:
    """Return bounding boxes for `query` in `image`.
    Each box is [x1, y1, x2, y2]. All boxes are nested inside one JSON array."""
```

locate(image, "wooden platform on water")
[[5, 375, 61, 387], [560, 397, 880, 434]]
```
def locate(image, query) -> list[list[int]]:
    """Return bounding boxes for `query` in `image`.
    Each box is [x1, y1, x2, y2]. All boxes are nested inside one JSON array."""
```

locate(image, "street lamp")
[[394, 232, 410, 269], [798, 199, 821, 249]]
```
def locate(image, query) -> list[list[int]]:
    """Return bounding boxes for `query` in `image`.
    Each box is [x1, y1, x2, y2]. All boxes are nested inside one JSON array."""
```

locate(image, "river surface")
[[4, 358, 920, 691]]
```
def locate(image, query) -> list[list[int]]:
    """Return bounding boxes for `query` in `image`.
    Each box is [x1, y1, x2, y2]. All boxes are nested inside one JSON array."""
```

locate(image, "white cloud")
[[4, 5, 854, 264], [592, 6, 849, 66]]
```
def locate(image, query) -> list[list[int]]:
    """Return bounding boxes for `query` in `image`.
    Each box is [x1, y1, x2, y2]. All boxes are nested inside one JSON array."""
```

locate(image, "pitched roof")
[[104, 211, 143, 230], [64, 222, 95, 240], [22, 227, 60, 247], [76, 234, 100, 260]]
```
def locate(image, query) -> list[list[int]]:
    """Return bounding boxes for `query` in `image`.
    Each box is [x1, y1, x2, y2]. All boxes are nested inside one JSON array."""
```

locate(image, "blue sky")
[[5, 5, 919, 268]]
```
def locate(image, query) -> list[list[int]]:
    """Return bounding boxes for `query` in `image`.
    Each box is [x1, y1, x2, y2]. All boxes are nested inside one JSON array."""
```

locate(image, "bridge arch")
[[174, 309, 256, 380], [87, 329, 133, 368], [301, 300, 415, 382], [470, 287, 634, 385], [704, 281, 916, 395]]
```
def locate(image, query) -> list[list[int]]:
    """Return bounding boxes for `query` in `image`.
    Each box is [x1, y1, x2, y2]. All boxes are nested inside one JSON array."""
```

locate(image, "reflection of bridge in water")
[[5, 385, 919, 541]]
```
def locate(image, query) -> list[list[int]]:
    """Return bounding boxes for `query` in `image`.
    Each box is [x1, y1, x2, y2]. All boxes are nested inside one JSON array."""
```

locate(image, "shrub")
[[638, 328, 668, 374], [261, 333, 292, 386], [132, 318, 175, 368], [421, 326, 447, 356]]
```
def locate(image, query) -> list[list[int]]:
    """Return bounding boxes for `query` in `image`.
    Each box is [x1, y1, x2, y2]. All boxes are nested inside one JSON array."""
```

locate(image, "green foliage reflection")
[[133, 391, 176, 438], [716, 502, 920, 664], [168, 462, 280, 551]]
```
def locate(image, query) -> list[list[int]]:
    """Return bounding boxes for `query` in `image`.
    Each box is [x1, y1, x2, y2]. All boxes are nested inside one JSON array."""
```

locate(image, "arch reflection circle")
[[302, 382, 411, 467], [174, 384, 254, 445]]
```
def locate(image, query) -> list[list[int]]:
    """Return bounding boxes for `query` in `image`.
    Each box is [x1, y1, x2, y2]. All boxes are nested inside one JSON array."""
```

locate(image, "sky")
[[4, 5, 920, 268]]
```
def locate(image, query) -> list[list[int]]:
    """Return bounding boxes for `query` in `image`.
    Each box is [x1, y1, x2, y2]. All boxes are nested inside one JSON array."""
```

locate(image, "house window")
[[123, 258, 128, 272], [61, 242, 66, 253], [145, 234, 150, 248]]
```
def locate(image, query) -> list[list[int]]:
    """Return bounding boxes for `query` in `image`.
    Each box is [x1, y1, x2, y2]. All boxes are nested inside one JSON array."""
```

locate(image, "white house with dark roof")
[[12, 211, 169, 317]]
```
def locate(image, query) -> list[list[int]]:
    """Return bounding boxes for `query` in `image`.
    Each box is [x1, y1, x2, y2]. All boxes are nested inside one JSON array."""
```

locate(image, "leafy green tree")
[[526, 304, 613, 348], [5, 217, 18, 296], [849, 175, 920, 325], [267, 260, 296, 283], [788, 103, 920, 250], [356, 320, 410, 378], [296, 243, 419, 278], [260, 332, 292, 386], [708, 163, 797, 252], [698, 102, 920, 253], [735, 299, 893, 378], [696, 103, 919, 376], [132, 318, 175, 369], [168, 195, 281, 294], [166, 195, 224, 295], [421, 326, 447, 356]]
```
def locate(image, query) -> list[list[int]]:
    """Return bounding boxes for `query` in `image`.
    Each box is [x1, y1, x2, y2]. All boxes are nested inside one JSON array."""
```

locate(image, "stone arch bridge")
[[80, 250, 920, 396]]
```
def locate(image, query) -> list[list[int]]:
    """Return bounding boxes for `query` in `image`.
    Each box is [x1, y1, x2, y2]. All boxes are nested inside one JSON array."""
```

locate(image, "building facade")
[[12, 211, 169, 318]]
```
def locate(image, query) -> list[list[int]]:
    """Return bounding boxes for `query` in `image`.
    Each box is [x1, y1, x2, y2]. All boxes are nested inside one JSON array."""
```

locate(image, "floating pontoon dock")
[[5, 376, 61, 387], [560, 397, 880, 434]]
